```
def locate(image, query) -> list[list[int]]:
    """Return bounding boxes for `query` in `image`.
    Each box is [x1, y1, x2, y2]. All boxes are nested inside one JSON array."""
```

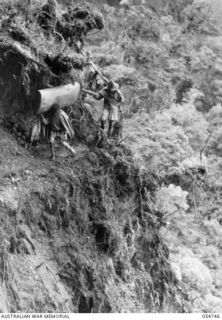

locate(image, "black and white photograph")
[[0, 0, 222, 315]]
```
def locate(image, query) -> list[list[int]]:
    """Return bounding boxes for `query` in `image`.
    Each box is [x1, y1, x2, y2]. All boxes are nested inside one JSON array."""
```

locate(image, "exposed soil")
[[0, 122, 189, 312]]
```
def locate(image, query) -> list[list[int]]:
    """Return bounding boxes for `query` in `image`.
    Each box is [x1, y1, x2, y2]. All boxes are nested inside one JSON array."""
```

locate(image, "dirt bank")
[[0, 125, 189, 312]]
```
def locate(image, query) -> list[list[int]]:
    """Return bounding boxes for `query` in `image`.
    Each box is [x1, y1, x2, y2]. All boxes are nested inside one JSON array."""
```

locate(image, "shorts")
[[101, 106, 119, 121]]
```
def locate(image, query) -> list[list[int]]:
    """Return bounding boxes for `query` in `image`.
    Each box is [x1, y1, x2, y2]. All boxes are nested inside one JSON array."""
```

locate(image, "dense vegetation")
[[85, 0, 222, 312], [0, 0, 222, 313]]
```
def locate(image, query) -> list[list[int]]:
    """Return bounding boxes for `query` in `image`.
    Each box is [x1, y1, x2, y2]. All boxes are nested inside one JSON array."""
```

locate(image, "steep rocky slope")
[[0, 128, 188, 312], [0, 0, 190, 313], [1, 0, 222, 313], [82, 0, 222, 313]]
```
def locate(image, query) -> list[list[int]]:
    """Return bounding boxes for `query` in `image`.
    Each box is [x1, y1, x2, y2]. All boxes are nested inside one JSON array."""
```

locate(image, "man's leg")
[[62, 141, 76, 155], [50, 142, 55, 160], [108, 106, 118, 138], [61, 132, 76, 155], [49, 131, 56, 160], [101, 108, 109, 132], [107, 120, 114, 138], [101, 120, 106, 130]]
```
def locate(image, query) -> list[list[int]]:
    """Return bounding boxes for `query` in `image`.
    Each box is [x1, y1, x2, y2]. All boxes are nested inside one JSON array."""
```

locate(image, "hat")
[[108, 80, 119, 91]]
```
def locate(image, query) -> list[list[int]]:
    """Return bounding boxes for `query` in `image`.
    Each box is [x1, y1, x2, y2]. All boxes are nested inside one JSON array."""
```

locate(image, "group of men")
[[31, 51, 124, 159]]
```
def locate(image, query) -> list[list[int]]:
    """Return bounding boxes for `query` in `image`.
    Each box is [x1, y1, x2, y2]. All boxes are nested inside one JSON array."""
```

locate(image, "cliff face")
[[0, 124, 187, 312], [73, 0, 222, 313], [0, 0, 188, 313], [2, 0, 222, 313]]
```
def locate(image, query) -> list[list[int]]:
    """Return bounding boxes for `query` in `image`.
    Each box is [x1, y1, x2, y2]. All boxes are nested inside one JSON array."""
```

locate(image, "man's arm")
[[115, 90, 124, 103], [118, 105, 123, 113], [83, 88, 105, 100], [94, 91, 104, 100]]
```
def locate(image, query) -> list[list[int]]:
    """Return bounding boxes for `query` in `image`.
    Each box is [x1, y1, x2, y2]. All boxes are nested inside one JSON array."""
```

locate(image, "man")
[[44, 104, 76, 159], [31, 104, 75, 160], [93, 80, 124, 138]]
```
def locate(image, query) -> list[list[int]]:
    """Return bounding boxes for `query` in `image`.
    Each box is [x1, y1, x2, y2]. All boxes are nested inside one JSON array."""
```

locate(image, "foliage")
[[167, 101, 208, 151], [1, 0, 222, 313], [182, 2, 219, 35], [156, 184, 189, 215], [206, 104, 222, 156], [126, 10, 160, 42], [125, 111, 192, 175]]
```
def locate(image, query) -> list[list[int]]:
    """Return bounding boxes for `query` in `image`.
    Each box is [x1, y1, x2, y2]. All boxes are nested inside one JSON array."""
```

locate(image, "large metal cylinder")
[[37, 82, 81, 114]]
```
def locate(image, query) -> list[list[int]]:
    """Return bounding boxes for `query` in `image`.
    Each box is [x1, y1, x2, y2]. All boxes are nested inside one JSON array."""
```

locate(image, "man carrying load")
[[31, 82, 81, 159], [84, 80, 124, 138], [31, 103, 76, 160]]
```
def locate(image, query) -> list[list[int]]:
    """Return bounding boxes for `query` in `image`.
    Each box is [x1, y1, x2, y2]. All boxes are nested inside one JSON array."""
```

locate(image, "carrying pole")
[[82, 88, 97, 96], [88, 62, 109, 84]]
